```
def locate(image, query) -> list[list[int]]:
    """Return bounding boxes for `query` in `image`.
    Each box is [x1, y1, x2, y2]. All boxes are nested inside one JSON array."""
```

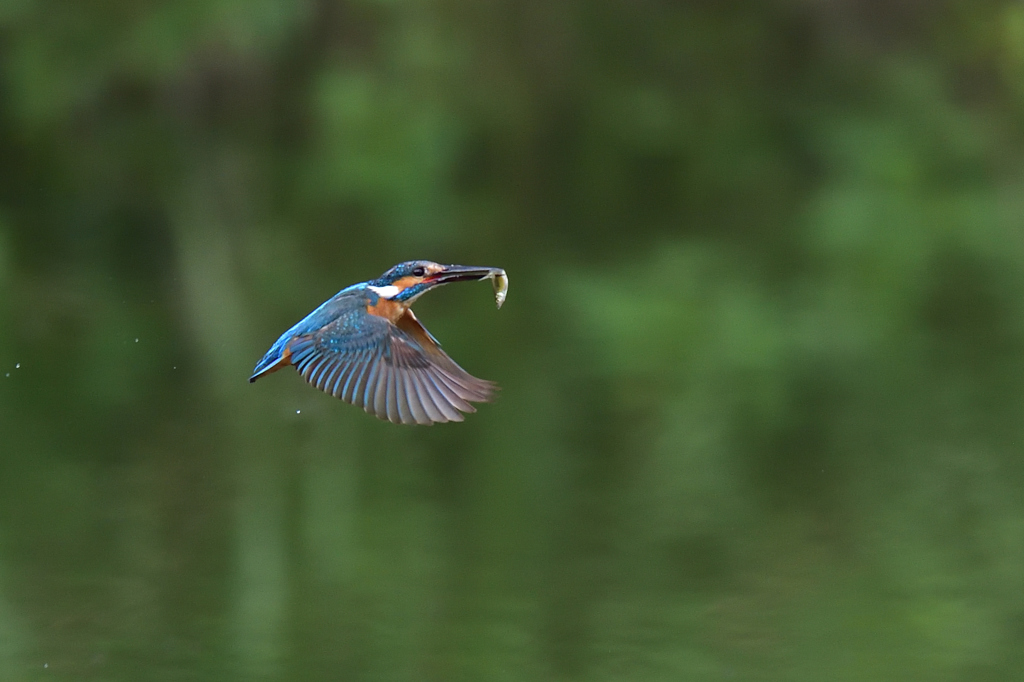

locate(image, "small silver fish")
[[491, 270, 508, 309]]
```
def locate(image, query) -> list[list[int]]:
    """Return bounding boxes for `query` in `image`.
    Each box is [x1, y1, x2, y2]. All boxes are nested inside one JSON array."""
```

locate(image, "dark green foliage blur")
[[2, 1, 1024, 680]]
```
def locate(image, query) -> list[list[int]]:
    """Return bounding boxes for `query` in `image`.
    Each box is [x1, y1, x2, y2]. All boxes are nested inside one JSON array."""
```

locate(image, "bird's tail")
[[249, 340, 292, 383]]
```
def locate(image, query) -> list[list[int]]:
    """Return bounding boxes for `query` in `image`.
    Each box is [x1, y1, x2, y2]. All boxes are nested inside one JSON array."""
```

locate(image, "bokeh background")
[[2, 1, 1024, 680]]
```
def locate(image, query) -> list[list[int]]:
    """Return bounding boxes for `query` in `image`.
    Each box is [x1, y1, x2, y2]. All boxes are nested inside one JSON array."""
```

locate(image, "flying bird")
[[250, 260, 508, 424]]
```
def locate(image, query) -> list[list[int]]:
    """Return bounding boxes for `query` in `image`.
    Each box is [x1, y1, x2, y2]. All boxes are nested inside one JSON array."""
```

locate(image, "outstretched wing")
[[288, 308, 496, 424]]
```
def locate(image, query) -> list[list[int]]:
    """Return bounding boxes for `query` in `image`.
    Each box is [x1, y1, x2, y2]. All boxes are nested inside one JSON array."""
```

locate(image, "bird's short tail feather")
[[249, 341, 291, 382]]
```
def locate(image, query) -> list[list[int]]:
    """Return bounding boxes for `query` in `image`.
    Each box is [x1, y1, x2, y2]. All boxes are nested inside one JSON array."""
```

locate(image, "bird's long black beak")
[[427, 264, 504, 285], [424, 264, 508, 308]]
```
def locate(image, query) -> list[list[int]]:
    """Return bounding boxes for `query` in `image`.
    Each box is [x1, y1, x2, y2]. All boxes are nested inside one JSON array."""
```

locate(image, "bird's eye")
[[412, 266, 426, 277]]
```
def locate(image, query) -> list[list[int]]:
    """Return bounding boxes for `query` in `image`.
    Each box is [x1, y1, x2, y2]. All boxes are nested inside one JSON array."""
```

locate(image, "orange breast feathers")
[[366, 296, 407, 323]]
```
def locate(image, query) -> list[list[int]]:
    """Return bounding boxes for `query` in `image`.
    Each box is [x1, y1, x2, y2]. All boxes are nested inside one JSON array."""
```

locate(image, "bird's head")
[[368, 260, 503, 305]]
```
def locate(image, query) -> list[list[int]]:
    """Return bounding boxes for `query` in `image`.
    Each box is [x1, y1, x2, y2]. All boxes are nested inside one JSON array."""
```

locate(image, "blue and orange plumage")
[[250, 260, 507, 424]]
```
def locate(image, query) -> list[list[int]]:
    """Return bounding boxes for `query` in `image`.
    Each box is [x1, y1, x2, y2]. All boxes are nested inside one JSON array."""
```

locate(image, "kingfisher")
[[250, 260, 508, 425]]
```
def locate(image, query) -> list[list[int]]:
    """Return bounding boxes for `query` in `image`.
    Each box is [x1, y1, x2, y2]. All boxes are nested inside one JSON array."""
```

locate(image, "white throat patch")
[[368, 284, 400, 299]]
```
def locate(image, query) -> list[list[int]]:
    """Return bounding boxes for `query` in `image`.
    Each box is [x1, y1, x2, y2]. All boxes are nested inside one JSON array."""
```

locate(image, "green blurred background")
[[2, 1, 1024, 680]]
